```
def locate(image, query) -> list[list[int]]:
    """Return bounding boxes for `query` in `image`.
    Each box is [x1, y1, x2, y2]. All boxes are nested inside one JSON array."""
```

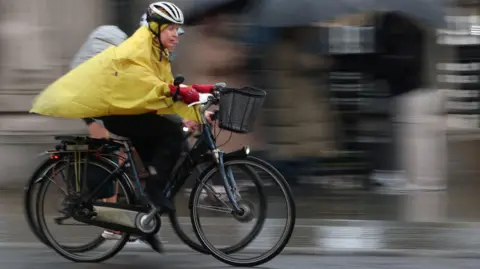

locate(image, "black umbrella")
[[246, 0, 359, 28], [183, 0, 451, 28], [183, 0, 254, 25], [342, 0, 451, 28]]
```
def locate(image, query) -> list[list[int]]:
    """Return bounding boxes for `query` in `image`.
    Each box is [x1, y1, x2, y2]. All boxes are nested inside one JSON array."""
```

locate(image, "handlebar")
[[197, 82, 226, 124], [172, 75, 226, 125]]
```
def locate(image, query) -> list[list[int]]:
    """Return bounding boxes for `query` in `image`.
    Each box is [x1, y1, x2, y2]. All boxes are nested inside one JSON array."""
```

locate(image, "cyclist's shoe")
[[140, 234, 164, 253], [102, 230, 138, 242], [102, 230, 121, 240]]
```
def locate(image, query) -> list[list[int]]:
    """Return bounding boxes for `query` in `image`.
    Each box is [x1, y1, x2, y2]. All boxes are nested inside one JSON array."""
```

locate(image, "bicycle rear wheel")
[[25, 158, 58, 246], [169, 163, 265, 254], [24, 157, 104, 253], [191, 156, 296, 267], [35, 155, 136, 263]]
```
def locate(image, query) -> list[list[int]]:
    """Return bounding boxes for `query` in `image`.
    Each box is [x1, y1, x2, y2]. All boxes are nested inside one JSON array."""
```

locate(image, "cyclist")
[[30, 1, 214, 253], [71, 13, 186, 241]]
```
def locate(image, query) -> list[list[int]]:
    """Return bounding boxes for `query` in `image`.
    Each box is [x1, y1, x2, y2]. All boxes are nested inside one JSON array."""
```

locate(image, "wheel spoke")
[[195, 204, 232, 213], [200, 182, 233, 210], [45, 174, 68, 196]]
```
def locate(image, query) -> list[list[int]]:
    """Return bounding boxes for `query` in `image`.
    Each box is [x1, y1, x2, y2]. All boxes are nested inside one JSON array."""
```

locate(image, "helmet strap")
[[147, 22, 169, 61]]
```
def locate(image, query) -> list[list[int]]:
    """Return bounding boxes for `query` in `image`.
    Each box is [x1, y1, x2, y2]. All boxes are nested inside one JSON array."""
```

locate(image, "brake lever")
[[214, 82, 226, 89], [188, 94, 216, 107]]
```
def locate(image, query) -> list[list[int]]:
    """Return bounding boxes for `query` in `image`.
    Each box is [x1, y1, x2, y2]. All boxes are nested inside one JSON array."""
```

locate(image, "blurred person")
[[184, 0, 300, 183], [31, 1, 213, 253]]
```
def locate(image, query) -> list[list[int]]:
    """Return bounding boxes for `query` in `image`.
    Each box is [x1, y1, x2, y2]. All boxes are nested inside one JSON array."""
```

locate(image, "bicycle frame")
[[163, 107, 247, 213], [48, 103, 247, 215]]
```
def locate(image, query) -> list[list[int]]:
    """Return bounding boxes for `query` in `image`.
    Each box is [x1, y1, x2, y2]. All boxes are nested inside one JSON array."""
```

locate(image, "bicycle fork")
[[214, 150, 243, 213]]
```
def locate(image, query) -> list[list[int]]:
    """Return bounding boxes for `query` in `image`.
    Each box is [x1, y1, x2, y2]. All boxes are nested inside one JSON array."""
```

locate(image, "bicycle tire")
[[25, 158, 59, 246], [191, 156, 296, 267], [24, 157, 105, 253], [35, 154, 136, 263], [169, 164, 266, 254]]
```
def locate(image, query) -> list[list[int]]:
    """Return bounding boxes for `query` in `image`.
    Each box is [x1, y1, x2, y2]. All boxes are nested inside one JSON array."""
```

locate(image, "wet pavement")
[[2, 130, 480, 266], [7, 188, 480, 256], [3, 180, 480, 268], [3, 249, 480, 269]]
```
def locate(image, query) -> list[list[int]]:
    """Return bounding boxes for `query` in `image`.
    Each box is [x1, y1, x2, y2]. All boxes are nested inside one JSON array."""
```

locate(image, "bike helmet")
[[140, 12, 185, 35], [145, 2, 184, 59], [146, 1, 184, 26]]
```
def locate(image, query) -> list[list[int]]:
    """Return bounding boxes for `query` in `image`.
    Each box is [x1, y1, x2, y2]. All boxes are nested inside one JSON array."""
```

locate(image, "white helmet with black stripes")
[[146, 1, 184, 25], [140, 11, 185, 35]]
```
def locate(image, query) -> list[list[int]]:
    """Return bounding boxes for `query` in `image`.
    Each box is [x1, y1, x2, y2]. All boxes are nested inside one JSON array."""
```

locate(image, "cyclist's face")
[[160, 24, 180, 52]]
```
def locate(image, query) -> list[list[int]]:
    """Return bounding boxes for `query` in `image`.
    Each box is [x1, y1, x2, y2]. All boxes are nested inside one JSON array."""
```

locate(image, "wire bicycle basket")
[[218, 86, 267, 133]]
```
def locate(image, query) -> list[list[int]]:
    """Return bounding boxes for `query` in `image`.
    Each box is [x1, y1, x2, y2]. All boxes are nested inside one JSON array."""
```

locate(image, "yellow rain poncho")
[[30, 26, 200, 122]]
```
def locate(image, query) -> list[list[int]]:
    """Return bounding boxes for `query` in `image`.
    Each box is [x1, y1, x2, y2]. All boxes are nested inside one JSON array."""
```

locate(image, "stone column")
[[0, 0, 52, 90], [0, 0, 110, 189]]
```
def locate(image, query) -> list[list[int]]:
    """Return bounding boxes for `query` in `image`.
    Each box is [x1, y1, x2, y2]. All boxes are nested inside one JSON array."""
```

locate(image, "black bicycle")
[[25, 78, 296, 267]]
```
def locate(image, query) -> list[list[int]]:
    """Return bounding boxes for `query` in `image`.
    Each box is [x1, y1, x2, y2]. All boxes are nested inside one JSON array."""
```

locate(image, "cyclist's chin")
[[165, 43, 177, 52]]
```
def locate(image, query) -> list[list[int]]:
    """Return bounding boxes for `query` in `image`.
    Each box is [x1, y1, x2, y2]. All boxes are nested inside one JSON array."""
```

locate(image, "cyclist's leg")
[[141, 134, 183, 210], [105, 115, 183, 209], [83, 118, 131, 240], [87, 115, 182, 208], [101, 113, 184, 252], [83, 118, 109, 138], [99, 119, 118, 204]]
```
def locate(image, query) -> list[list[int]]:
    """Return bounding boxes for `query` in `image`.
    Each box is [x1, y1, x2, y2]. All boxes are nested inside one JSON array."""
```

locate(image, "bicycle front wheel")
[[191, 156, 296, 267], [169, 163, 266, 254]]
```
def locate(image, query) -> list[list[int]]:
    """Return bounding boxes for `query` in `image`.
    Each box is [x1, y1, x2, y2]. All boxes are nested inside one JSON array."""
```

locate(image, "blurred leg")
[[84, 119, 134, 240], [103, 148, 125, 203], [101, 113, 184, 210]]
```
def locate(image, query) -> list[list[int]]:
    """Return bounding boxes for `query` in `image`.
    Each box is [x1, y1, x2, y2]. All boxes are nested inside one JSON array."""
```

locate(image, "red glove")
[[192, 84, 214, 93], [168, 85, 199, 104]]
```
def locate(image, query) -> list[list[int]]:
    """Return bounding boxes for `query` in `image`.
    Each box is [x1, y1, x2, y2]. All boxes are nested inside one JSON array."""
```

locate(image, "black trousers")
[[99, 113, 184, 208]]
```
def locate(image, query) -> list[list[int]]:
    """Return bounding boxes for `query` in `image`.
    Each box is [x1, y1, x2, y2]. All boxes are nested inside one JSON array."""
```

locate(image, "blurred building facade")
[[0, 1, 478, 223], [0, 1, 445, 184], [0, 0, 114, 189]]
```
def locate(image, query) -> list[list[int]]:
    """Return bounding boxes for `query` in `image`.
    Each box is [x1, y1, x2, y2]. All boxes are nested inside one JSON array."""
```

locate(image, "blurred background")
[[3, 0, 480, 261]]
